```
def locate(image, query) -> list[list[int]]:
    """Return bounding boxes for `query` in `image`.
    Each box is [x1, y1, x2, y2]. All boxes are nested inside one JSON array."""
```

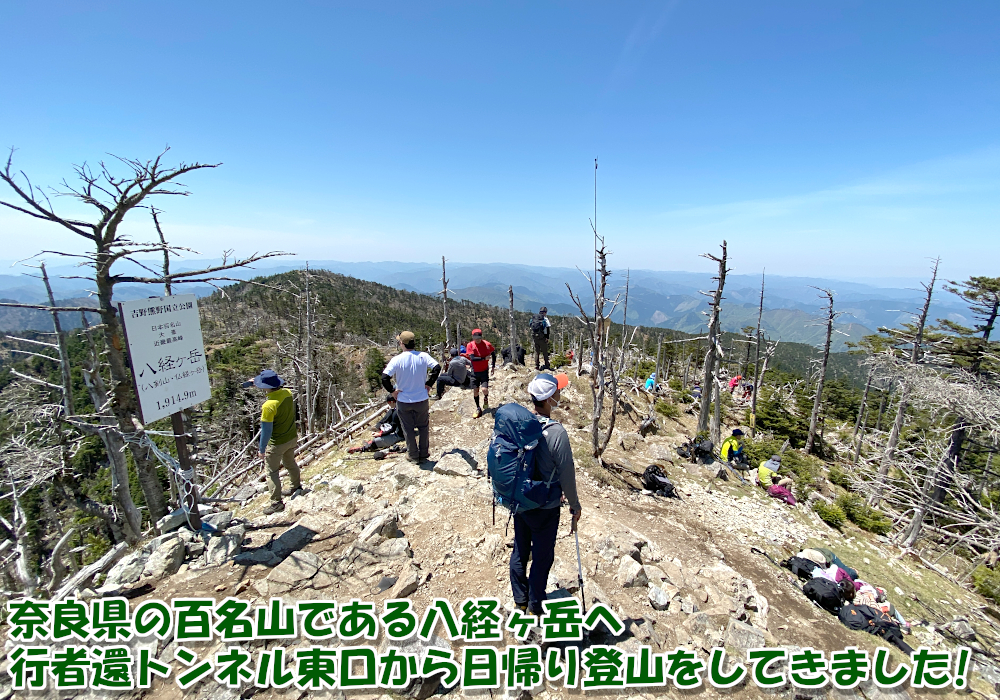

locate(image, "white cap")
[[527, 372, 569, 401]]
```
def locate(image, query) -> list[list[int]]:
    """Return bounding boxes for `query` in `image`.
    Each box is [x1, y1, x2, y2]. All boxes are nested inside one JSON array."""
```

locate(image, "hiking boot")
[[283, 486, 304, 498], [373, 450, 388, 460], [514, 602, 529, 613], [474, 409, 483, 419], [406, 456, 420, 464], [262, 501, 285, 515]]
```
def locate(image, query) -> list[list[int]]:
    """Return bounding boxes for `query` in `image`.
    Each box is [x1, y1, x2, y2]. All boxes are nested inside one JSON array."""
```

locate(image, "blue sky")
[[1, 1, 998, 282]]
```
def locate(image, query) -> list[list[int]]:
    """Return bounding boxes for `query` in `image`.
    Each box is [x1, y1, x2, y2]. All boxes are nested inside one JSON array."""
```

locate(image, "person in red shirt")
[[464, 328, 496, 418]]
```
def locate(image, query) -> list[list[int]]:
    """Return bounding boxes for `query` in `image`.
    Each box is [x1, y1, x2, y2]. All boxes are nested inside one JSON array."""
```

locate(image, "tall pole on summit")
[[441, 256, 451, 352]]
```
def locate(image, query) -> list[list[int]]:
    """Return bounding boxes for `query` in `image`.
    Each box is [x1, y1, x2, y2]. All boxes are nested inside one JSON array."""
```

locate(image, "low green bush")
[[828, 465, 853, 490], [549, 353, 571, 369], [668, 377, 683, 391], [835, 493, 892, 535], [654, 401, 680, 419], [814, 502, 846, 529], [972, 565, 1000, 604]]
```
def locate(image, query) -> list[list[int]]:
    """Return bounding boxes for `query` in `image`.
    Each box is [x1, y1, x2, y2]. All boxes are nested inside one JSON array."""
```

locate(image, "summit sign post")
[[118, 294, 210, 530]]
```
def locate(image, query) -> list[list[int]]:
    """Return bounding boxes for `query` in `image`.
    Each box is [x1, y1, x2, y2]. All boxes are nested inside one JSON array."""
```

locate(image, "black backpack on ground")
[[783, 556, 821, 581], [838, 604, 913, 654], [642, 465, 676, 497], [803, 577, 843, 614], [529, 314, 547, 339]]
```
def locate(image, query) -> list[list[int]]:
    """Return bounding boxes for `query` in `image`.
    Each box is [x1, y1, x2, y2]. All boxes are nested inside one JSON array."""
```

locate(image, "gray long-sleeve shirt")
[[533, 417, 581, 512]]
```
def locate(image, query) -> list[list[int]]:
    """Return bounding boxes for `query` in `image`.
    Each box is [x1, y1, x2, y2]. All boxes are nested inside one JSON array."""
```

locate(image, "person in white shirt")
[[380, 331, 441, 463]]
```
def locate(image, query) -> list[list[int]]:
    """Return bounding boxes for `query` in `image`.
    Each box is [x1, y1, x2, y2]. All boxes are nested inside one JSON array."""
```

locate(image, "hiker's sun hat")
[[528, 372, 569, 401], [242, 369, 284, 389], [398, 330, 415, 345]]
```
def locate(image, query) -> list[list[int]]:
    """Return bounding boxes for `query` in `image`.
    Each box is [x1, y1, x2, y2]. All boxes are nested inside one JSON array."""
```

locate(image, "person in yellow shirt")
[[243, 370, 302, 514], [719, 429, 749, 470], [758, 454, 792, 487]]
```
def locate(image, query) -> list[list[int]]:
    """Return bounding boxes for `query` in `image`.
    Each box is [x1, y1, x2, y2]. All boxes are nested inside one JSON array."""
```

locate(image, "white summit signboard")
[[118, 294, 212, 424]]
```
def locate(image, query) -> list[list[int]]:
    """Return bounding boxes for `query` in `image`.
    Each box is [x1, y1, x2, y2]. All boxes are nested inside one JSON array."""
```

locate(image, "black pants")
[[510, 507, 561, 614], [435, 374, 467, 398], [397, 399, 430, 461], [533, 337, 550, 369]]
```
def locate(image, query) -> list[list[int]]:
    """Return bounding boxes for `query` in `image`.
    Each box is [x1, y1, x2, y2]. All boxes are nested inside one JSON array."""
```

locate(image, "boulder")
[[330, 475, 364, 495], [648, 584, 674, 611], [392, 462, 425, 490], [648, 443, 674, 461], [390, 564, 422, 598], [144, 533, 180, 555], [155, 508, 189, 534], [202, 511, 233, 531], [377, 537, 413, 559], [359, 511, 400, 544], [205, 525, 245, 566], [143, 537, 185, 580], [619, 433, 645, 452], [617, 558, 648, 588], [942, 617, 976, 641], [270, 521, 319, 559], [640, 541, 665, 564], [233, 548, 281, 567], [265, 551, 322, 594], [433, 453, 475, 478], [105, 551, 149, 586], [724, 618, 765, 657]]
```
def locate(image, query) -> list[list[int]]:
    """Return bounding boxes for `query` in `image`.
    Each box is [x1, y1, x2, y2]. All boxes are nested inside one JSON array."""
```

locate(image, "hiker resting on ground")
[[348, 394, 403, 454], [644, 372, 657, 391], [719, 428, 750, 470], [464, 329, 496, 418], [381, 331, 441, 464], [435, 348, 473, 399], [243, 370, 302, 515], [501, 343, 527, 366], [529, 306, 552, 370], [758, 454, 792, 487], [509, 372, 582, 617]]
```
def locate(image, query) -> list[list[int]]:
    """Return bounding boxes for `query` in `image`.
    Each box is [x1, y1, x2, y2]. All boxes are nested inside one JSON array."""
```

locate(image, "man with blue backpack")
[[488, 372, 582, 617]]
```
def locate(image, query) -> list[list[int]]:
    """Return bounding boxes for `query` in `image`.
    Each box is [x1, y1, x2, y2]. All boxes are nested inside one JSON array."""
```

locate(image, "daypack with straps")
[[487, 403, 561, 513], [529, 315, 547, 339], [642, 465, 676, 497], [783, 556, 822, 581], [803, 577, 843, 614], [838, 604, 913, 653]]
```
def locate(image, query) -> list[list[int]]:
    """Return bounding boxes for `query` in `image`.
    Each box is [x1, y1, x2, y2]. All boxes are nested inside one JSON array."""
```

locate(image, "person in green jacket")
[[243, 370, 302, 514]]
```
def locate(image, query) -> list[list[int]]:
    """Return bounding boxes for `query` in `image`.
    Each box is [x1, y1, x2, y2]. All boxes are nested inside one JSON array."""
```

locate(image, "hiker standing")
[[381, 331, 441, 463], [435, 348, 473, 399], [529, 306, 551, 370], [243, 370, 302, 515], [464, 328, 496, 418], [510, 372, 581, 616]]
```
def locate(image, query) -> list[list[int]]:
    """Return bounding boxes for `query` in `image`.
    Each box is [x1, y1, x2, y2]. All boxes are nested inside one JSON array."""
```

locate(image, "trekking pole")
[[572, 514, 587, 614]]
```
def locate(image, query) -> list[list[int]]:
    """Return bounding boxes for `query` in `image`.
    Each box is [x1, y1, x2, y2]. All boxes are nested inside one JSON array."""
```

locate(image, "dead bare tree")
[[805, 288, 842, 454], [697, 242, 728, 438], [869, 259, 939, 506], [0, 148, 287, 531]]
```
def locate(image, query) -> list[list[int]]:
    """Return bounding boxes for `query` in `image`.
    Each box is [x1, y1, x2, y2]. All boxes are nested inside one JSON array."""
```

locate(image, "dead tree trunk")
[[750, 272, 765, 437], [441, 256, 451, 350], [806, 289, 836, 454], [697, 242, 728, 435], [870, 260, 938, 505], [508, 286, 517, 367]]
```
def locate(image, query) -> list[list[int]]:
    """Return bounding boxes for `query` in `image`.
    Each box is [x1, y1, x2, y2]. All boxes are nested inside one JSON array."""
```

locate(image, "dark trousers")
[[397, 399, 430, 461], [510, 507, 561, 614], [435, 374, 466, 398], [533, 337, 550, 369]]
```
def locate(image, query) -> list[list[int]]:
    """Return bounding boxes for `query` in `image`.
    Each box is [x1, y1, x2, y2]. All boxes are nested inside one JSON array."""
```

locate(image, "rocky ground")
[[9, 366, 1000, 700]]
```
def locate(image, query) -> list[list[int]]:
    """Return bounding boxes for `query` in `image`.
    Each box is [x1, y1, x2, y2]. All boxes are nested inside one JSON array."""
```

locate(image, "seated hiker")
[[719, 428, 750, 469], [644, 372, 657, 391], [501, 344, 527, 366], [435, 348, 473, 398], [766, 483, 796, 505], [347, 395, 403, 453], [874, 586, 911, 633], [838, 587, 913, 653], [815, 546, 859, 580], [758, 454, 792, 487], [691, 384, 702, 400]]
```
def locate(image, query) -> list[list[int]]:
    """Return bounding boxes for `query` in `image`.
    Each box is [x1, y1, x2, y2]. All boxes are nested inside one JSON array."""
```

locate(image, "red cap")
[[472, 328, 482, 336]]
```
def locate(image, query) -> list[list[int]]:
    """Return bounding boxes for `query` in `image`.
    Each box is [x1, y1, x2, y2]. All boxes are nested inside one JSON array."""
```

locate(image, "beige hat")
[[398, 331, 415, 345]]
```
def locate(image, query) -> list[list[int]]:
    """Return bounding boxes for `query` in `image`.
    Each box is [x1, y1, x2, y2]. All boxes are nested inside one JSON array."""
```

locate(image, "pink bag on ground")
[[767, 484, 796, 505]]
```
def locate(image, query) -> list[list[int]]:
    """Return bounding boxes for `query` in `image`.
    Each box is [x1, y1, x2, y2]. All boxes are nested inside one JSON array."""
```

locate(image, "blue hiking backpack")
[[487, 403, 561, 513]]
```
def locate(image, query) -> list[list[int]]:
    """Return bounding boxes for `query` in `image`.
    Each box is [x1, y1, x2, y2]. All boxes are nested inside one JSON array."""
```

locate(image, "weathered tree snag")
[[806, 289, 837, 454], [697, 242, 728, 436]]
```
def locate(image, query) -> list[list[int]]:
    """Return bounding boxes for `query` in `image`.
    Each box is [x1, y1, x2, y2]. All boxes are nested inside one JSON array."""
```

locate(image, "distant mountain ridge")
[[0, 259, 968, 348]]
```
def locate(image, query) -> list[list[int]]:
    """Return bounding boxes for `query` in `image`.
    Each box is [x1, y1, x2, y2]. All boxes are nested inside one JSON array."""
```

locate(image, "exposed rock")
[[617, 558, 648, 588], [202, 511, 233, 531], [233, 548, 281, 567], [155, 508, 189, 534], [105, 551, 148, 586], [143, 538, 185, 580], [942, 617, 976, 641], [265, 551, 322, 594], [270, 521, 319, 559], [724, 618, 765, 656], [648, 443, 674, 461], [144, 533, 180, 555], [619, 433, 645, 452], [433, 453, 476, 478], [640, 540, 665, 564], [206, 525, 245, 565], [186, 540, 206, 558], [644, 565, 668, 584], [330, 475, 364, 495], [377, 537, 413, 559], [391, 564, 422, 598], [391, 462, 425, 490], [648, 584, 675, 611], [359, 510, 400, 544]]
